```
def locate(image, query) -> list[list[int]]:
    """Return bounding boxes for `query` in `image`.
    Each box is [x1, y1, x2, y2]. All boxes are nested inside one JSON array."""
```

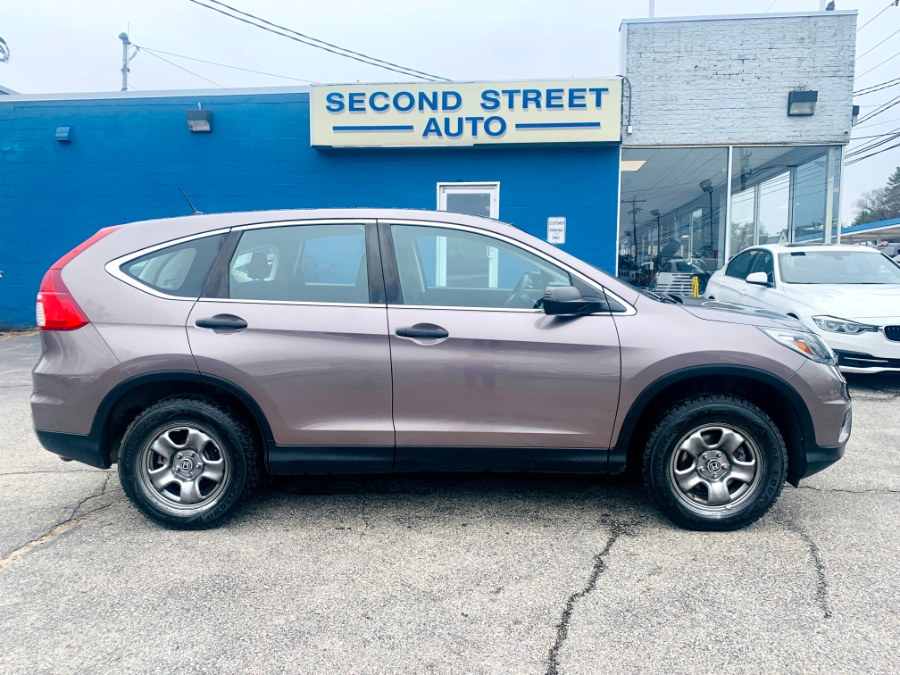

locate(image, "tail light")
[[36, 226, 120, 331]]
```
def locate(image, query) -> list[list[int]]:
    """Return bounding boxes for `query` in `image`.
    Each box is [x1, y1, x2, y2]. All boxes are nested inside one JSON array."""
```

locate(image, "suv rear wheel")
[[118, 398, 260, 529], [643, 394, 787, 531]]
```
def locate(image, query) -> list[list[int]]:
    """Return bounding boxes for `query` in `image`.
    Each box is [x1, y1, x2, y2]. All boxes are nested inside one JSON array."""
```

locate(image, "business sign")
[[310, 78, 621, 148]]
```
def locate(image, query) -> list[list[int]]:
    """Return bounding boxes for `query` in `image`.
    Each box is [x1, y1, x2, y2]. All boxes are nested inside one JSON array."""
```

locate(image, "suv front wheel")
[[643, 394, 787, 531], [118, 398, 261, 529]]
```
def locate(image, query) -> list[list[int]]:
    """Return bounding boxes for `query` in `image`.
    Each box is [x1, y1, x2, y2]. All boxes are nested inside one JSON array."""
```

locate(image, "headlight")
[[812, 315, 878, 334], [759, 328, 836, 365]]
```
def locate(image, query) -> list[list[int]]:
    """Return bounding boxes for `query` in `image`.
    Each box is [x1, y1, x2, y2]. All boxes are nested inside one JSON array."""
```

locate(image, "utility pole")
[[649, 0, 655, 18], [119, 32, 131, 91], [623, 198, 647, 263]]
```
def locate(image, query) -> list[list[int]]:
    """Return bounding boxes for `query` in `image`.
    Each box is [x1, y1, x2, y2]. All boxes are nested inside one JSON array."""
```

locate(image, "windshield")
[[779, 251, 900, 284]]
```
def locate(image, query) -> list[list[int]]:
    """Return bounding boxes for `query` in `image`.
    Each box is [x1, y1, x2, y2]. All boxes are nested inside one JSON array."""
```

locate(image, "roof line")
[[620, 10, 857, 29], [0, 84, 311, 103]]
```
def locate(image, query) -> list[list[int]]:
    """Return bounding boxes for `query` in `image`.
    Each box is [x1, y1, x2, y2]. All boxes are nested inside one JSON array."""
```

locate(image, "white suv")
[[706, 244, 900, 373]]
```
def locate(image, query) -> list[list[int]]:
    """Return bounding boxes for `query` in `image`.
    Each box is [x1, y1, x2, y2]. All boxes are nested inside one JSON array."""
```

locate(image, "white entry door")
[[436, 182, 500, 288]]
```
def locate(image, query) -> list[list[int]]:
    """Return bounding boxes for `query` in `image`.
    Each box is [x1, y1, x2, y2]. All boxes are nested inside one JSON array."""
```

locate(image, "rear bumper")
[[34, 429, 110, 469]]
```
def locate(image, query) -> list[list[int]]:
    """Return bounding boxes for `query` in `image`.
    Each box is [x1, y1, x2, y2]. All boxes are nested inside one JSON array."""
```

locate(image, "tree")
[[853, 166, 900, 226]]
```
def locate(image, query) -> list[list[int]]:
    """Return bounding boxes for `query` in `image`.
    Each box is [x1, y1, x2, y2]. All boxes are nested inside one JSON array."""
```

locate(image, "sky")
[[1, 0, 898, 224]]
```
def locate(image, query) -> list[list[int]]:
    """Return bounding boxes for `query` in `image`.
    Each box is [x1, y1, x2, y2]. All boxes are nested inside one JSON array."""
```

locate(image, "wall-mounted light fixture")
[[851, 104, 860, 126], [186, 108, 212, 133], [55, 126, 72, 142], [788, 90, 818, 116]]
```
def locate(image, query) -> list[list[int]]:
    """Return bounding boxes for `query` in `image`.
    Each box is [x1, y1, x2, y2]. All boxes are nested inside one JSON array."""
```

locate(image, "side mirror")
[[543, 286, 608, 316], [745, 271, 771, 287]]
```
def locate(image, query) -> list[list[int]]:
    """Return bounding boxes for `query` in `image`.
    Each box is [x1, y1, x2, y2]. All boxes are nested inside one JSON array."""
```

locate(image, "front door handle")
[[395, 324, 449, 339], [195, 314, 248, 332]]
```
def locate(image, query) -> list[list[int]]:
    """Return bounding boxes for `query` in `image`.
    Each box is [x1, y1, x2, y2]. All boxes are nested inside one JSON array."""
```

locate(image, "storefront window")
[[618, 147, 728, 295], [729, 146, 842, 255], [618, 145, 844, 297]]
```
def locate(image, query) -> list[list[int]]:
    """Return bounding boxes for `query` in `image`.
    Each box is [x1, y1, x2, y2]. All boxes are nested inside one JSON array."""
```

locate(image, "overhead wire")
[[135, 44, 320, 84], [857, 1, 895, 32], [856, 51, 900, 79], [856, 26, 900, 61], [856, 95, 900, 125], [846, 139, 900, 165], [140, 48, 224, 87], [854, 77, 900, 96], [186, 0, 450, 82]]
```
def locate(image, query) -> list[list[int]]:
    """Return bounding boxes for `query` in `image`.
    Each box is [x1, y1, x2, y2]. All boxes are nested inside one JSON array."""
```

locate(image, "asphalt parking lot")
[[0, 333, 897, 674]]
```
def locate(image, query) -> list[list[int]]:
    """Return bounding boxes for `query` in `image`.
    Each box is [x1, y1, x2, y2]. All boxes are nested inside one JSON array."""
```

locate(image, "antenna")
[[178, 186, 203, 215]]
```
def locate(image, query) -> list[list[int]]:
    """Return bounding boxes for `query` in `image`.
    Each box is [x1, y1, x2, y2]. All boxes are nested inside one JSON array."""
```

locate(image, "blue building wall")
[[0, 90, 620, 328]]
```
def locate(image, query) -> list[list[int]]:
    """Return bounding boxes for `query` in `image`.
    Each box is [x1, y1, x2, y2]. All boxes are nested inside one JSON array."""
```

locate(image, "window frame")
[[107, 220, 385, 306], [106, 228, 232, 300], [378, 219, 634, 315]]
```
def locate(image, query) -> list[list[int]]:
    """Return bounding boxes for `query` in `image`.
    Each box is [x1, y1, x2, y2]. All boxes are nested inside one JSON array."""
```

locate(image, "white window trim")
[[435, 182, 501, 287]]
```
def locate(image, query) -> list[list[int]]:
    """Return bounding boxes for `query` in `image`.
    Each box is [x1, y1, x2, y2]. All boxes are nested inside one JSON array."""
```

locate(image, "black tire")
[[118, 397, 260, 529], [642, 394, 787, 531]]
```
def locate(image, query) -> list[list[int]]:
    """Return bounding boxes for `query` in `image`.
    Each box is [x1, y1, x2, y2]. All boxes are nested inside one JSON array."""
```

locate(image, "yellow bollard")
[[692, 275, 699, 298]]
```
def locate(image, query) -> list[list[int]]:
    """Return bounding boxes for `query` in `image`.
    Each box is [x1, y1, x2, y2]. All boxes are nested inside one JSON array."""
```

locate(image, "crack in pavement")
[[0, 471, 114, 573], [776, 514, 832, 620], [545, 518, 630, 675], [800, 485, 899, 495]]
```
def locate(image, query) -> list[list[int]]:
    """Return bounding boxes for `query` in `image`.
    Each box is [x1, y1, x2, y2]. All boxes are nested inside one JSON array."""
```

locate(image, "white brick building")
[[616, 11, 856, 289]]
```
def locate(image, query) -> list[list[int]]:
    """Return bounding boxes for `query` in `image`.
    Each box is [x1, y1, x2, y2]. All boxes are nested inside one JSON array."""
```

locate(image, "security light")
[[788, 90, 818, 116], [699, 179, 713, 193], [186, 109, 212, 133], [650, 209, 661, 217], [851, 104, 860, 126], [55, 126, 72, 143]]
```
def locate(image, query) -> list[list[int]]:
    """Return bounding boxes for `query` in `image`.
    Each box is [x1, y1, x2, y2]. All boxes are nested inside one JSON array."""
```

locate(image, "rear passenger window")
[[123, 234, 225, 297], [228, 224, 369, 303]]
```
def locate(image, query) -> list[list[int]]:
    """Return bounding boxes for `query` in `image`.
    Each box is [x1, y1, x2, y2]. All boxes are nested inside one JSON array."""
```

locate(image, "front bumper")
[[813, 324, 900, 373], [835, 350, 900, 374], [35, 429, 110, 469]]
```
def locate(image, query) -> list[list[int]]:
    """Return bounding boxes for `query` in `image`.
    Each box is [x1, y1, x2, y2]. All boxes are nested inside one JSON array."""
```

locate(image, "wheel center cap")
[[696, 450, 729, 480], [172, 450, 203, 479]]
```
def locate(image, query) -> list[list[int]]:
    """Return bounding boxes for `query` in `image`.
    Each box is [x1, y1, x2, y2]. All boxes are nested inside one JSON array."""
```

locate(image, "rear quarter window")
[[121, 234, 226, 297]]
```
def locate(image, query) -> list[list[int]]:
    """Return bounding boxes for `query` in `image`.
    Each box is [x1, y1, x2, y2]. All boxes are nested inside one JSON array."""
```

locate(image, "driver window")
[[749, 250, 775, 285], [390, 224, 571, 309]]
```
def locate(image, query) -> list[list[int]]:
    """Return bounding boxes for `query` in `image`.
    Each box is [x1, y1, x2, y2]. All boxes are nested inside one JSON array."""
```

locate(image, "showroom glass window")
[[618, 147, 728, 296], [618, 145, 843, 298], [730, 146, 842, 256]]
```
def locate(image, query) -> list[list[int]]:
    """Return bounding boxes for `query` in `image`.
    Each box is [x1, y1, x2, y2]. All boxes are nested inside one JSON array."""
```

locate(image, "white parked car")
[[706, 244, 900, 373]]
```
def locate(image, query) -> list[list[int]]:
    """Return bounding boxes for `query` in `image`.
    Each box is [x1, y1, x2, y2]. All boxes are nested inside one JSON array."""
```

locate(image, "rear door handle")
[[395, 325, 449, 339], [195, 314, 248, 332]]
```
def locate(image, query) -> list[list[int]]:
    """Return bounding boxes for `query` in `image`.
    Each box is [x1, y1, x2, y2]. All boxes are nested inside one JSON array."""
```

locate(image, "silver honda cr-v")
[[32, 209, 851, 530]]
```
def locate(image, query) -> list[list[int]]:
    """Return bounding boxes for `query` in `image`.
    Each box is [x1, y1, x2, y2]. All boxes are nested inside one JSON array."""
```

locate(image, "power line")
[[856, 26, 900, 61], [856, 95, 900, 125], [141, 48, 223, 87], [846, 131, 900, 157], [187, 0, 450, 82], [764, 0, 780, 12], [845, 139, 900, 165], [857, 50, 900, 79], [854, 115, 900, 129], [135, 44, 320, 84], [857, 1, 896, 33], [850, 127, 900, 140], [854, 77, 900, 96]]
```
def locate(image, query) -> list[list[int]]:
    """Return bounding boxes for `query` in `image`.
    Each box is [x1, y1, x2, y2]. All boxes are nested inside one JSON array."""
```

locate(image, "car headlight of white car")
[[760, 328, 837, 364], [812, 315, 879, 334]]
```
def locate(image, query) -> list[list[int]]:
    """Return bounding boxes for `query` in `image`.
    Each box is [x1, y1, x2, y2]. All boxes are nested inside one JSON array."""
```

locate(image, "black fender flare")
[[610, 364, 815, 481]]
